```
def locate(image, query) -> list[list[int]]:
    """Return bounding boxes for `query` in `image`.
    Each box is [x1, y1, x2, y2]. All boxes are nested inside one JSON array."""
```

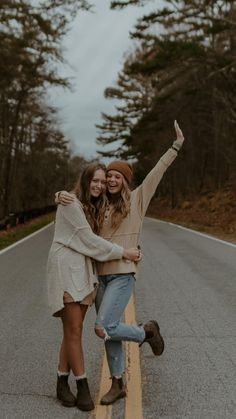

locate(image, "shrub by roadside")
[[0, 212, 55, 251]]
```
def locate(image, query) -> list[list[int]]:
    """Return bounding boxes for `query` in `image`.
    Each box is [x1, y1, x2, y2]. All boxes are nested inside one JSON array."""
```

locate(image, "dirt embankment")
[[147, 186, 236, 244]]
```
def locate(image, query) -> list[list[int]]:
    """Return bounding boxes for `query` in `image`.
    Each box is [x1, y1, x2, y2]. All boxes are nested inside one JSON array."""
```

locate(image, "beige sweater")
[[97, 148, 177, 276], [47, 199, 123, 315]]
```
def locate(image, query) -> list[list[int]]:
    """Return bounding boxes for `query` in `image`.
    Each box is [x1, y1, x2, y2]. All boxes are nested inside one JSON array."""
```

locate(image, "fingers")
[[174, 120, 181, 135], [135, 248, 142, 262], [60, 192, 75, 205], [137, 245, 141, 260], [134, 249, 140, 260], [174, 120, 184, 142]]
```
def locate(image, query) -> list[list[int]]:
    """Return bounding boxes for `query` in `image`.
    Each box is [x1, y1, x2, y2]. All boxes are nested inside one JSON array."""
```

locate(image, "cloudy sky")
[[49, 0, 154, 160]]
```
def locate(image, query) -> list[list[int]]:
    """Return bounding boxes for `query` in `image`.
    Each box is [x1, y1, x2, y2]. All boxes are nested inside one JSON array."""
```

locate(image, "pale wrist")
[[172, 139, 183, 151]]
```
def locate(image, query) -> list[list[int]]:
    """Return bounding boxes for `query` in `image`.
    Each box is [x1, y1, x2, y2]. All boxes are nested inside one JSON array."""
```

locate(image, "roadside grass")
[[0, 212, 55, 251]]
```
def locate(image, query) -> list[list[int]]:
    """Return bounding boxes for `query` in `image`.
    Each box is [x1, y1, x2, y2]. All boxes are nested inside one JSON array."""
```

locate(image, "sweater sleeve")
[[57, 200, 124, 261], [135, 148, 177, 216]]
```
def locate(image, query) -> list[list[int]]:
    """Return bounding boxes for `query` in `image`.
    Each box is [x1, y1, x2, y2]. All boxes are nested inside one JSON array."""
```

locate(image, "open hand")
[[58, 191, 75, 205], [173, 120, 185, 149]]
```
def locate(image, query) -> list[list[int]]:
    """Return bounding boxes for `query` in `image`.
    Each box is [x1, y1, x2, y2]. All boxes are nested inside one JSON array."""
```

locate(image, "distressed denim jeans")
[[95, 274, 145, 377]]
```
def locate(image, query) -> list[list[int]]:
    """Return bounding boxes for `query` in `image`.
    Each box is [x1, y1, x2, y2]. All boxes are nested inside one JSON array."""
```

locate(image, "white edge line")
[[146, 217, 236, 249], [0, 222, 54, 256]]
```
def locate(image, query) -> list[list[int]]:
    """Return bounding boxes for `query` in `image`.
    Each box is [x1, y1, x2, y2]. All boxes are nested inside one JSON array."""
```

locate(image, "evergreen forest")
[[97, 0, 236, 208], [1, 0, 235, 226]]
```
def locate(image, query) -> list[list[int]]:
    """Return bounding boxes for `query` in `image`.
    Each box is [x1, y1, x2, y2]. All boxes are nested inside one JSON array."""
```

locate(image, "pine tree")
[[0, 0, 91, 217], [97, 0, 236, 201]]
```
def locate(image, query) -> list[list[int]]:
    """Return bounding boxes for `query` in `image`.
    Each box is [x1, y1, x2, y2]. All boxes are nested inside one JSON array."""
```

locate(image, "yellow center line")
[[93, 352, 112, 419], [124, 293, 143, 419], [93, 292, 143, 419]]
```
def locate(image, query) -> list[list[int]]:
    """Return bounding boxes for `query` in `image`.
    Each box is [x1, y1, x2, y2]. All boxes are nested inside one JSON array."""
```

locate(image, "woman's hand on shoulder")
[[123, 247, 142, 262], [56, 190, 76, 206]]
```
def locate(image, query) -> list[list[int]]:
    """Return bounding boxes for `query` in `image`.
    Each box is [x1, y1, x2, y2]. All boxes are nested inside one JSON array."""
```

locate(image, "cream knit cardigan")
[[47, 199, 123, 316]]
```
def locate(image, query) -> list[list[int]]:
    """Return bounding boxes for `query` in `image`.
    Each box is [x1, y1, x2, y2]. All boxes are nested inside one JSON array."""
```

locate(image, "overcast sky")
[[49, 0, 154, 160]]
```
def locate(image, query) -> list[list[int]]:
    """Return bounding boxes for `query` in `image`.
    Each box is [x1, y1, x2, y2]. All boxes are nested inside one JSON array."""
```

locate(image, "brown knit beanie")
[[107, 160, 133, 184]]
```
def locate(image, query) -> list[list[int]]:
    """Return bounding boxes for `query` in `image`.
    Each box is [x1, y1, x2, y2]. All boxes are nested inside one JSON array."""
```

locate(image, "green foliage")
[[111, 1, 145, 9], [0, 0, 91, 218], [98, 0, 236, 203], [0, 212, 55, 251], [129, 40, 206, 74]]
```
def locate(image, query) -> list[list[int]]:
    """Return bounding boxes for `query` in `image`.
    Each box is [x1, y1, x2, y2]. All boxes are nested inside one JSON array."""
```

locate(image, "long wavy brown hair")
[[108, 177, 131, 228], [73, 163, 108, 233]]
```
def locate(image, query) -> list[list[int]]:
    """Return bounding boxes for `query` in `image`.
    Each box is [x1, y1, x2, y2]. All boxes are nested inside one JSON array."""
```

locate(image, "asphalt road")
[[0, 218, 235, 419]]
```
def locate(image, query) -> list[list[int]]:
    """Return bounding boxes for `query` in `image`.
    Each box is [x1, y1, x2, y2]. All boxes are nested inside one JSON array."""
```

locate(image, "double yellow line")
[[92, 294, 143, 419]]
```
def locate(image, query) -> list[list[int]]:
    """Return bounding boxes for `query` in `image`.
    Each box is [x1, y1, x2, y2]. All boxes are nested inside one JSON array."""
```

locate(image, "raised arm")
[[136, 121, 185, 215]]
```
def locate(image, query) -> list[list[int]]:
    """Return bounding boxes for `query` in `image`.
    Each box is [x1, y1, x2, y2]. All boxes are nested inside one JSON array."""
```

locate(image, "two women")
[[47, 163, 141, 411], [57, 121, 185, 405]]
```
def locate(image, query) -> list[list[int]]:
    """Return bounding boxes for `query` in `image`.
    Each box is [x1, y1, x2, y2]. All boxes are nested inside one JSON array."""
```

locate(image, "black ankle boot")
[[100, 377, 126, 405], [76, 378, 95, 411], [139, 320, 165, 356], [56, 375, 76, 407]]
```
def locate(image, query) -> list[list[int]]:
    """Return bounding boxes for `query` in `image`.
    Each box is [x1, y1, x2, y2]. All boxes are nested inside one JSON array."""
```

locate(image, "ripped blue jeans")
[[95, 274, 145, 377]]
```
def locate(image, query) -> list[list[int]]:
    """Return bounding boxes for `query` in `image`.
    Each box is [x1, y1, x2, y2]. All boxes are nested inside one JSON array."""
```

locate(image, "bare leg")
[[57, 303, 94, 411], [59, 303, 88, 376], [58, 336, 70, 372]]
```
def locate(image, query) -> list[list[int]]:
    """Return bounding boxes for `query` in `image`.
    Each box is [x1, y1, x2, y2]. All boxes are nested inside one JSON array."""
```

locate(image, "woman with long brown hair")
[[47, 162, 140, 412]]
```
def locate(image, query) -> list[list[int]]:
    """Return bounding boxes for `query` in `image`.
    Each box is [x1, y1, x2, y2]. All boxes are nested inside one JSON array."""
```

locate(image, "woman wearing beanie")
[[57, 120, 185, 405]]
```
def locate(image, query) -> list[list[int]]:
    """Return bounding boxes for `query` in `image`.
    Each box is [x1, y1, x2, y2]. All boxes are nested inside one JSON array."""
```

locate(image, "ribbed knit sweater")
[[96, 148, 177, 276]]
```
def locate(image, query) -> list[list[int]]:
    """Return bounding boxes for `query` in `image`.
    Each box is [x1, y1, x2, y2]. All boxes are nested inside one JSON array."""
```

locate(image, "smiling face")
[[89, 168, 107, 198], [106, 170, 124, 195]]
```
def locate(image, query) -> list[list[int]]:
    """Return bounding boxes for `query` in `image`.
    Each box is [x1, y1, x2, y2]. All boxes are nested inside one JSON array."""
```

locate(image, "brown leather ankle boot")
[[100, 377, 126, 405], [139, 320, 165, 356], [56, 375, 76, 407], [76, 378, 95, 411]]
